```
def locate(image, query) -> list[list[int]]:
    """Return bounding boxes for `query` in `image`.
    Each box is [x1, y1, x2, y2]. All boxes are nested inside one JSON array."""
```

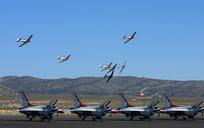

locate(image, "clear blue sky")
[[0, 0, 204, 80]]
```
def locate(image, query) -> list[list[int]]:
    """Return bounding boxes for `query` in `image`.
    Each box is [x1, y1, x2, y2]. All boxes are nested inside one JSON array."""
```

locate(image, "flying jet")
[[57, 55, 71, 63], [70, 93, 112, 121], [104, 70, 115, 83], [104, 64, 117, 83], [18, 91, 62, 122], [123, 32, 136, 44], [100, 62, 113, 72], [117, 93, 160, 120], [17, 34, 33, 47], [118, 61, 127, 73], [160, 94, 204, 120]]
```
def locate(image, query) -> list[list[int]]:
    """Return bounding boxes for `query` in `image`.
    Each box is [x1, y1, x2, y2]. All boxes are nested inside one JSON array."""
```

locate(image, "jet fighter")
[[104, 64, 117, 83], [99, 62, 113, 72], [57, 55, 71, 63], [17, 34, 33, 47], [123, 32, 136, 44], [100, 61, 127, 83], [160, 94, 204, 120], [18, 91, 62, 122], [70, 93, 112, 121], [117, 93, 160, 120], [118, 61, 127, 73]]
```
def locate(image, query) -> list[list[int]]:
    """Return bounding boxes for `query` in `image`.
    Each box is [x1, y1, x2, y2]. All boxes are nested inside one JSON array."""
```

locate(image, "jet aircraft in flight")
[[17, 34, 33, 47], [123, 32, 136, 44], [57, 55, 71, 63]]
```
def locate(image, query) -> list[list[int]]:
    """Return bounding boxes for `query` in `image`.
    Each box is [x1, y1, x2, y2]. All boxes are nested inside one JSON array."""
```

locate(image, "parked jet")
[[17, 34, 33, 47], [70, 93, 112, 121], [160, 94, 204, 120], [117, 93, 160, 120], [18, 92, 61, 122], [123, 32, 136, 44], [57, 55, 71, 63]]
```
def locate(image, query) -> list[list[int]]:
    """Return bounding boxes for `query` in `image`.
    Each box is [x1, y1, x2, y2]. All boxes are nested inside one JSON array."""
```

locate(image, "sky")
[[0, 0, 204, 80]]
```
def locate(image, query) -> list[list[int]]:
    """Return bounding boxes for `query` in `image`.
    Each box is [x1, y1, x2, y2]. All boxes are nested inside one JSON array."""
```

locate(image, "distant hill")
[[0, 76, 204, 98]]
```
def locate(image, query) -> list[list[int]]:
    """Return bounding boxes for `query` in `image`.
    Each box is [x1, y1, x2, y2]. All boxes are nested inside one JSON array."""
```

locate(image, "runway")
[[0, 115, 204, 128]]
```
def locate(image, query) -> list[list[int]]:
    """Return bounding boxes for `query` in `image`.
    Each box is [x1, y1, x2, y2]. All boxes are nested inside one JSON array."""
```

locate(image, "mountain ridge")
[[0, 76, 204, 98]]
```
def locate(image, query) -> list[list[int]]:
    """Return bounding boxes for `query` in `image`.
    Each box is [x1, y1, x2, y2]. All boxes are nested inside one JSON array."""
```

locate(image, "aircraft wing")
[[124, 39, 131, 44], [132, 32, 136, 37], [101, 62, 112, 72], [59, 59, 67, 63], [119, 65, 126, 73], [27, 35, 33, 42], [106, 70, 114, 83], [119, 107, 146, 112], [19, 43, 26, 47], [160, 108, 190, 115]]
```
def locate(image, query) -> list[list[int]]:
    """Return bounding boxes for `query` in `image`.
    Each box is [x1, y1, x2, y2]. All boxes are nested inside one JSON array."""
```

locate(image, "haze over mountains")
[[0, 76, 204, 98]]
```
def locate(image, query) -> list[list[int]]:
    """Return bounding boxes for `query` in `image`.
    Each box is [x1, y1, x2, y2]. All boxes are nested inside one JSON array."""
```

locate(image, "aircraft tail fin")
[[161, 94, 177, 109], [72, 93, 86, 108], [118, 93, 134, 108], [192, 101, 203, 108], [132, 32, 137, 37], [47, 100, 58, 108], [19, 91, 33, 108], [101, 100, 111, 107]]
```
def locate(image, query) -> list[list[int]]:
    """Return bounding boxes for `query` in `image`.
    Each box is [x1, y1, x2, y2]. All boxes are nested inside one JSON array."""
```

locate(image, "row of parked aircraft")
[[18, 92, 204, 122]]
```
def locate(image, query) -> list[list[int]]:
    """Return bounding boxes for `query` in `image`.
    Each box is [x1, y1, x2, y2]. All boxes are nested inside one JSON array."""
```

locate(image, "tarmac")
[[0, 114, 203, 128]]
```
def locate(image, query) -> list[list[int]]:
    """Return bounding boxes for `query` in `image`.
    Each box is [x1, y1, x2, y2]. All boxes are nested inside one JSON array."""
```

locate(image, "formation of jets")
[[100, 61, 127, 83], [17, 35, 71, 63], [16, 32, 137, 81]]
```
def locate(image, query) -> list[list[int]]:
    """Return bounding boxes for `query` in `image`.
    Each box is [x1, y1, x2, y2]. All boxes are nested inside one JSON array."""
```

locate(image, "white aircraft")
[[70, 93, 112, 121], [17, 34, 33, 47], [18, 92, 64, 122], [123, 32, 136, 44], [117, 93, 160, 120], [104, 64, 118, 83], [99, 62, 113, 72], [118, 61, 127, 73], [57, 55, 71, 63], [160, 94, 204, 120]]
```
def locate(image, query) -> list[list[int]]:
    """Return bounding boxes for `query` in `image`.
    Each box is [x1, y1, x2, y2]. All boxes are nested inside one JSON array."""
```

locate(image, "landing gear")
[[41, 118, 44, 122], [27, 115, 33, 121], [100, 118, 103, 122], [29, 117, 33, 121], [129, 115, 134, 121], [92, 117, 96, 121], [81, 116, 86, 121]]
